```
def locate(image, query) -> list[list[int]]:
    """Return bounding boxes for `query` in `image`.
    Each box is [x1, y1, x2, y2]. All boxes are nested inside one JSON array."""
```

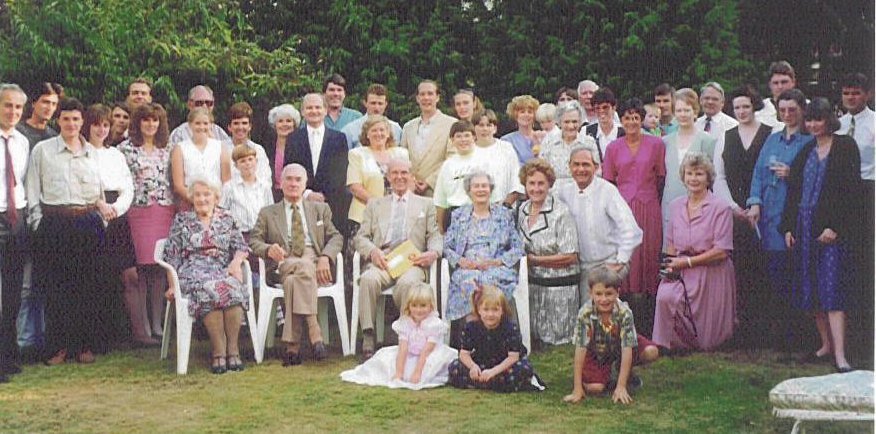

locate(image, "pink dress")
[[652, 192, 737, 350], [602, 135, 666, 295], [340, 312, 457, 390]]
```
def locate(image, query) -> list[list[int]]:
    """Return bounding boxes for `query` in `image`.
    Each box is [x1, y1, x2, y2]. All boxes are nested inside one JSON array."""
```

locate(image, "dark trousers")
[[850, 180, 874, 363], [0, 210, 26, 370], [33, 212, 105, 356]]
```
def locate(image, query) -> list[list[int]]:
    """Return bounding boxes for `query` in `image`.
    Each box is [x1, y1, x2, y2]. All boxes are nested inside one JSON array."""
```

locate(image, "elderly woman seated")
[[444, 170, 524, 332], [517, 159, 580, 346], [164, 178, 250, 374]]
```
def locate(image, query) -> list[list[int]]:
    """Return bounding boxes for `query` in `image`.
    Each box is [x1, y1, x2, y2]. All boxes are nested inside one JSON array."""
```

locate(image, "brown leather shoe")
[[77, 350, 95, 364], [45, 348, 68, 366]]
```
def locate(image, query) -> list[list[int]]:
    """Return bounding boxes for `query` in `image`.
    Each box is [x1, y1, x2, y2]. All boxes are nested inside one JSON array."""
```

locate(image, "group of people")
[[0, 62, 872, 402]]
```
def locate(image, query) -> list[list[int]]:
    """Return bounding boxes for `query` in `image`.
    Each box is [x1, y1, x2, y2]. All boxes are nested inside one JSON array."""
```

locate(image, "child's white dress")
[[340, 312, 457, 390]]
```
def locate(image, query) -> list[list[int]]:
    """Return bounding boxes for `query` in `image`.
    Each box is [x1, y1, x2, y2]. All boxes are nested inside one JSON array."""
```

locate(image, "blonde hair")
[[403, 283, 435, 317], [473, 285, 512, 322], [506, 95, 540, 121]]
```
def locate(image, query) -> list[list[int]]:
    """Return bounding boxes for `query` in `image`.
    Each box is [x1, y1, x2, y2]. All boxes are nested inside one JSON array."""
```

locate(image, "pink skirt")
[[128, 204, 176, 265], [623, 198, 662, 296]]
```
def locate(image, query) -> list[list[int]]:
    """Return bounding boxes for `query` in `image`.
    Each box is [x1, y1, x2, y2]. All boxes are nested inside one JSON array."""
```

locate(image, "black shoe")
[[282, 352, 302, 367], [227, 355, 245, 372], [628, 375, 643, 391], [211, 356, 227, 375], [313, 342, 328, 361]]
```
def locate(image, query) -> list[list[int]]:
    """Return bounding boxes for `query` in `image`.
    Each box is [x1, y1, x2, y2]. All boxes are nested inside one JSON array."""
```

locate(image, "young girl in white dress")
[[341, 283, 457, 390]]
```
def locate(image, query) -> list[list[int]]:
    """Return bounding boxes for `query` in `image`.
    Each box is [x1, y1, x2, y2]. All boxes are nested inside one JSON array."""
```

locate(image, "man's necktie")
[[290, 204, 305, 257], [704, 117, 712, 133]]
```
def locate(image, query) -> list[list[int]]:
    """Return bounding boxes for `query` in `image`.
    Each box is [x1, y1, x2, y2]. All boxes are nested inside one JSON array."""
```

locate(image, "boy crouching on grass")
[[564, 265, 659, 405]]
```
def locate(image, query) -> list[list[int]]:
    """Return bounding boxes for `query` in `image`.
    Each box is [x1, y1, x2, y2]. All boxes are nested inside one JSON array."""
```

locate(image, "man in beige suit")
[[250, 164, 343, 366], [353, 158, 442, 358], [399, 80, 457, 197]]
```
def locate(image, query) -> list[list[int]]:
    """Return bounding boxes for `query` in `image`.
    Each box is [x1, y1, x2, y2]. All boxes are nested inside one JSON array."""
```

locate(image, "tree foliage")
[[0, 0, 320, 124]]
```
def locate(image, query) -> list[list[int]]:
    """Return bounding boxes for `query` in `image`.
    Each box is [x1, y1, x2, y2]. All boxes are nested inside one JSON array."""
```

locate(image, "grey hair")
[[268, 103, 301, 129], [187, 85, 214, 101], [386, 157, 412, 171], [187, 177, 221, 202], [679, 152, 716, 188], [535, 103, 557, 123], [282, 163, 308, 179], [0, 83, 27, 102], [700, 82, 726, 99], [587, 264, 625, 290], [569, 144, 600, 165], [577, 80, 598, 93], [463, 169, 495, 194], [555, 100, 585, 123], [302, 93, 327, 109]]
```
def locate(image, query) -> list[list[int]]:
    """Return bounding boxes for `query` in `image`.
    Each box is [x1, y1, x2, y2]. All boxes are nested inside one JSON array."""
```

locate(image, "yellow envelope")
[[385, 240, 421, 279]]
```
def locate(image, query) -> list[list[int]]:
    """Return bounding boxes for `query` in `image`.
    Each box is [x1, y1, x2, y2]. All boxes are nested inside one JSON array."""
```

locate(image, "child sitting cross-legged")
[[563, 265, 659, 405], [448, 285, 545, 393], [340, 283, 457, 390]]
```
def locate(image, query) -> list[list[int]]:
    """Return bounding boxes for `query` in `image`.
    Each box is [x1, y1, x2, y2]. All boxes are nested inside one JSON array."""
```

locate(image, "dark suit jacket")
[[780, 134, 862, 240], [284, 126, 351, 233], [585, 123, 625, 161]]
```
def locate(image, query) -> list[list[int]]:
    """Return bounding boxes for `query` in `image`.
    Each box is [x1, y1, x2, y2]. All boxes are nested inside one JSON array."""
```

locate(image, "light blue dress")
[[443, 204, 524, 321]]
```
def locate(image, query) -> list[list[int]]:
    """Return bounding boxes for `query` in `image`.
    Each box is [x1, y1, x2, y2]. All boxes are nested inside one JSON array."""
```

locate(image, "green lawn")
[[1, 339, 872, 434]]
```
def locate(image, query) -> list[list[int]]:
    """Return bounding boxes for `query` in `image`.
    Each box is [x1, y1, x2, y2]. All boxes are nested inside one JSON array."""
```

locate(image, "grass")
[[1, 335, 872, 434]]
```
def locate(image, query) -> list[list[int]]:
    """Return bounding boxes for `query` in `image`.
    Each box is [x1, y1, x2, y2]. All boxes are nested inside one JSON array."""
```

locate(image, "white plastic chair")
[[255, 253, 351, 361], [154, 239, 260, 374], [440, 256, 531, 353], [350, 251, 439, 354]]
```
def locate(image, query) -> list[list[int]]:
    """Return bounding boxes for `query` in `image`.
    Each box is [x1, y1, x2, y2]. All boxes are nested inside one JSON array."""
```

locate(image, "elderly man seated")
[[353, 158, 442, 359], [250, 164, 343, 366]]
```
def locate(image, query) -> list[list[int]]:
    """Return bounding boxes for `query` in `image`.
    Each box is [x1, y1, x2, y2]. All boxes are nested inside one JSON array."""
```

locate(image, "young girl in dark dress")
[[448, 286, 543, 392]]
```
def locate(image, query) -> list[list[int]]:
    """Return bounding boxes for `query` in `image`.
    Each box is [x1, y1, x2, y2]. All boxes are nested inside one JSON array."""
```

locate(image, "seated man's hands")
[[316, 255, 332, 285], [267, 244, 287, 263], [370, 248, 389, 270], [410, 251, 438, 267]]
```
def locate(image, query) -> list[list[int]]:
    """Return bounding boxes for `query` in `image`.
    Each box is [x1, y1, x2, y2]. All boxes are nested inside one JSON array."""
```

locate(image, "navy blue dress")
[[448, 319, 535, 392], [791, 148, 845, 311]]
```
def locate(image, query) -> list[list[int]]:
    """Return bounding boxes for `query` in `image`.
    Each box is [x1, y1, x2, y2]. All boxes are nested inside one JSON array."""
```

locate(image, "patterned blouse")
[[118, 140, 174, 207], [517, 195, 580, 281], [573, 299, 639, 365]]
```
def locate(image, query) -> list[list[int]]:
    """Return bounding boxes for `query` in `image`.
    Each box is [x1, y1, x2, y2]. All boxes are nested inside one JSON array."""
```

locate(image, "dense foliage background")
[[1, 0, 872, 139]]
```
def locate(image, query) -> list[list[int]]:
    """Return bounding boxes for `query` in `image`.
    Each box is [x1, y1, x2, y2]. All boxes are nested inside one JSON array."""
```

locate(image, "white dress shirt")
[[0, 128, 29, 212], [839, 107, 875, 180], [221, 178, 273, 232], [307, 124, 326, 173], [556, 177, 642, 267], [383, 191, 410, 247], [94, 146, 134, 216]]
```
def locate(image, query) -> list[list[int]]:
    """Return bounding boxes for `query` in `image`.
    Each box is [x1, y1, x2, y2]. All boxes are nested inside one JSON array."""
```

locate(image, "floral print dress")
[[164, 209, 250, 318]]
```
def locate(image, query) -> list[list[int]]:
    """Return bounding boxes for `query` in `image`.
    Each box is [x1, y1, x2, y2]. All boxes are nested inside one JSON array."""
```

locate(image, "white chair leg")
[[333, 292, 350, 356], [350, 283, 360, 355], [247, 305, 261, 364], [256, 296, 275, 360], [160, 300, 172, 360], [175, 300, 193, 375]]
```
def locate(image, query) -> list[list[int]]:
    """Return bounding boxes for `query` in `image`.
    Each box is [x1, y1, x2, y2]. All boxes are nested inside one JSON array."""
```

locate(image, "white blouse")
[[179, 138, 223, 188], [94, 146, 134, 216]]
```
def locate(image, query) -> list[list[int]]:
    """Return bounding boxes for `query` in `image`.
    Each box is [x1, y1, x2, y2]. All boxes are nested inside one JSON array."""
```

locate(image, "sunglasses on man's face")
[[193, 100, 214, 108]]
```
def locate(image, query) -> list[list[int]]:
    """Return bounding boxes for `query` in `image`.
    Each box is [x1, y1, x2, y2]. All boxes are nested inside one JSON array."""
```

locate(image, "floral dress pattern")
[[443, 205, 524, 321], [117, 140, 174, 206], [164, 209, 250, 318]]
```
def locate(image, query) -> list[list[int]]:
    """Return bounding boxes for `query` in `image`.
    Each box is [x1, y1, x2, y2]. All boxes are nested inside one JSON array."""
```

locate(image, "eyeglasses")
[[192, 100, 214, 108]]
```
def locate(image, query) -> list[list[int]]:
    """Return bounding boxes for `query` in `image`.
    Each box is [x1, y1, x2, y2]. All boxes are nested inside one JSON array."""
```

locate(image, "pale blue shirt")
[[340, 115, 402, 149]]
